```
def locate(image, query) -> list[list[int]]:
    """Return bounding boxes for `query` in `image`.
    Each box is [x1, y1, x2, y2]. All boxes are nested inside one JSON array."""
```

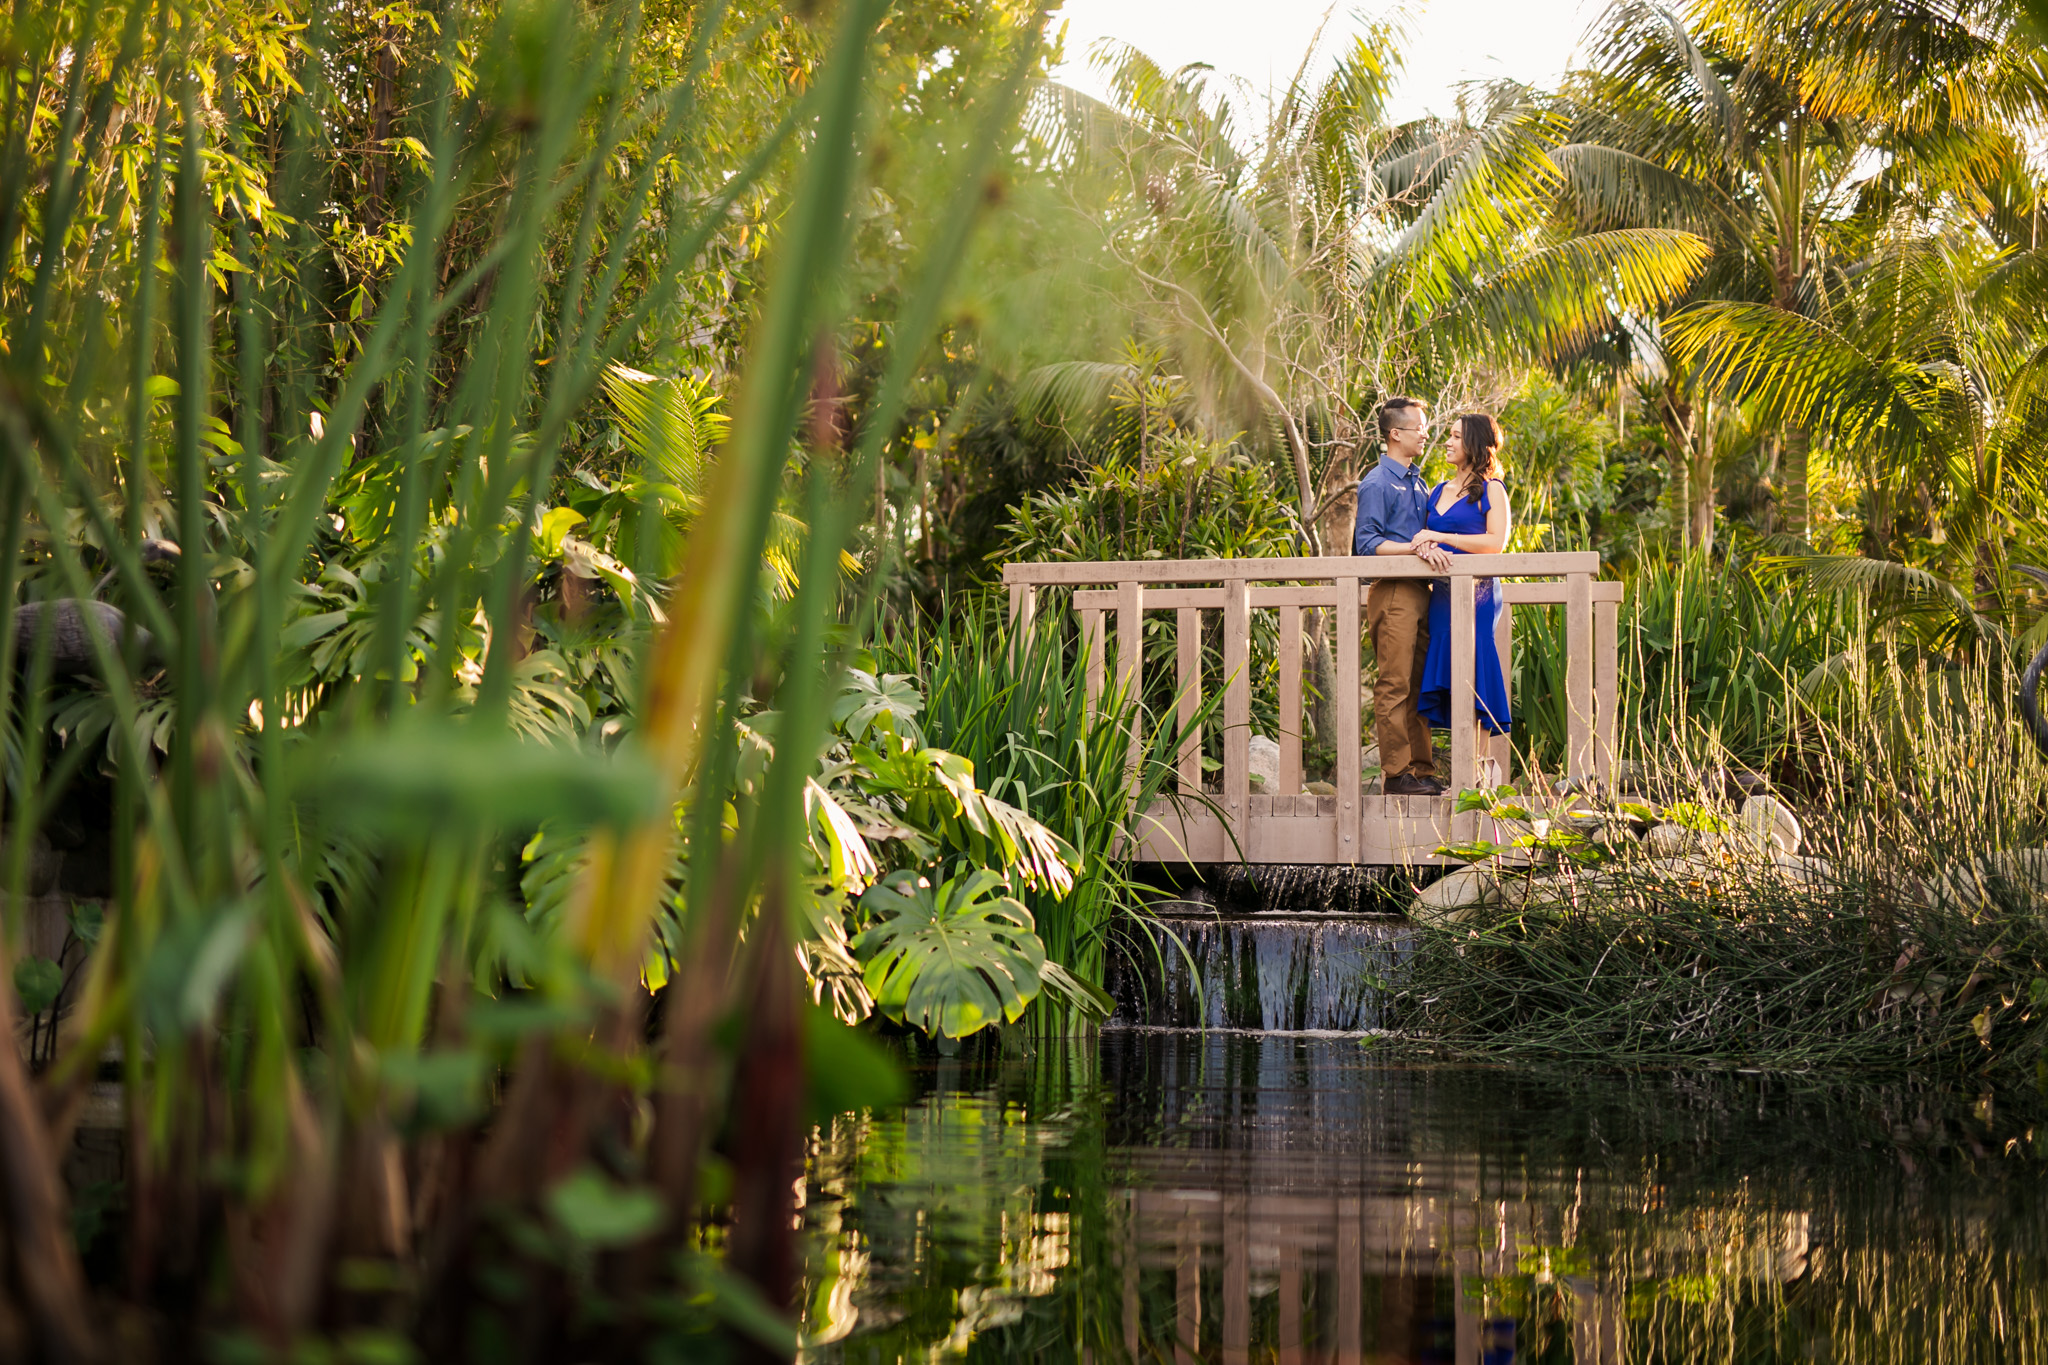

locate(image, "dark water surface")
[[799, 1032, 2047, 1364]]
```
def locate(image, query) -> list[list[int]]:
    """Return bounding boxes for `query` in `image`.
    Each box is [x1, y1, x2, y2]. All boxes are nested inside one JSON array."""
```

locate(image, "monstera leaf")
[[852, 868, 1048, 1039]]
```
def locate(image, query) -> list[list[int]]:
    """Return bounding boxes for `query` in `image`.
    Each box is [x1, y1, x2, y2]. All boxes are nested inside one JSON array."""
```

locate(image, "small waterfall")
[[1109, 911, 1412, 1033]]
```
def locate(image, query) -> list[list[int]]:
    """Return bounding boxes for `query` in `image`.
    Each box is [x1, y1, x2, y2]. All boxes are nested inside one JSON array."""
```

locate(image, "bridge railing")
[[1002, 553, 1620, 861]]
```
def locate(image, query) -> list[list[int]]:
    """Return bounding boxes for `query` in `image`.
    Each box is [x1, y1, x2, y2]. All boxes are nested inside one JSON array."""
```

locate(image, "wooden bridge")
[[1002, 553, 1622, 866]]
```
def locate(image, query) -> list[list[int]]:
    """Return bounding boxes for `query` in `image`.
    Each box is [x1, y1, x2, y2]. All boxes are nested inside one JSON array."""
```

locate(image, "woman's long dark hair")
[[1455, 411, 1504, 505]]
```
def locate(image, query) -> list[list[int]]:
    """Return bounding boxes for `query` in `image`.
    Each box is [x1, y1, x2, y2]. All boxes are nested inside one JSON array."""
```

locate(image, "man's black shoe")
[[1386, 772, 1445, 796]]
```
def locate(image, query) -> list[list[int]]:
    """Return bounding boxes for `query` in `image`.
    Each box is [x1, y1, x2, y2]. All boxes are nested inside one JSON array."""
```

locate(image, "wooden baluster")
[[1565, 572, 1595, 782], [1177, 606, 1202, 794], [1278, 603, 1302, 795], [1595, 593, 1620, 784], [1335, 1197, 1362, 1365], [1492, 595, 1514, 785], [1118, 581, 1144, 781], [1176, 1213, 1201, 1365], [1007, 581, 1037, 634], [1449, 571, 1477, 800], [1335, 576, 1361, 863], [1222, 1193, 1250, 1365], [1082, 608, 1105, 716], [1223, 578, 1251, 855], [1124, 1193, 1142, 1362], [1278, 1239, 1302, 1365]]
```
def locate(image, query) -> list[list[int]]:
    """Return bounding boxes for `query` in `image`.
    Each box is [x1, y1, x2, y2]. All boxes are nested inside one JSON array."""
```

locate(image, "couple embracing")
[[1351, 397, 1512, 797]]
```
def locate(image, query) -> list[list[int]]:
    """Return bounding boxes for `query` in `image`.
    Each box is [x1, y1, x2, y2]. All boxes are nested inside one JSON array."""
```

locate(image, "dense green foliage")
[[3, 0, 2048, 1357]]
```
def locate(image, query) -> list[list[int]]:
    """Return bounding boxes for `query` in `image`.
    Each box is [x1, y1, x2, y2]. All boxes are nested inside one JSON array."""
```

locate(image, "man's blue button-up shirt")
[[1353, 456, 1431, 555]]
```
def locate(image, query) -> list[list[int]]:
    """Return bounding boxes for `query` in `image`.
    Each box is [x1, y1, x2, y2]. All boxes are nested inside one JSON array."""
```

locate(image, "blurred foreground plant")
[[0, 0, 1042, 1358]]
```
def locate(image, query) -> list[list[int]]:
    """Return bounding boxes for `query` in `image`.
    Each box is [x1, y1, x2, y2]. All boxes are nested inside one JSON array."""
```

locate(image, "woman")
[[1413, 411, 1512, 738]]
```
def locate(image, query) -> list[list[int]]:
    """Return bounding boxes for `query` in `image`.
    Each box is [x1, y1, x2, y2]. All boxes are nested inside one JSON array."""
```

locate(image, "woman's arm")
[[1413, 481, 1511, 553]]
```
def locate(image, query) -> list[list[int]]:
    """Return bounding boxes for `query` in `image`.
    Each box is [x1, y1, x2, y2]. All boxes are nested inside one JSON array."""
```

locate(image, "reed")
[[1400, 643, 2048, 1075]]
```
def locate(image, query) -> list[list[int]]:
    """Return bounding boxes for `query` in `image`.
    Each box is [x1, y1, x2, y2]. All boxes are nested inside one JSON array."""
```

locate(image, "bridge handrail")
[[1000, 551, 1600, 586], [1000, 552, 1619, 864]]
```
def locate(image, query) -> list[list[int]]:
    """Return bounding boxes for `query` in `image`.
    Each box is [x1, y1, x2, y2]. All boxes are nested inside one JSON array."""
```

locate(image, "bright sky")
[[1047, 0, 1600, 123]]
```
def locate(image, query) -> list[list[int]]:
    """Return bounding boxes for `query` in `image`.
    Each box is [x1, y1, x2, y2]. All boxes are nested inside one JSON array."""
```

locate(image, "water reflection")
[[801, 1034, 2047, 1363]]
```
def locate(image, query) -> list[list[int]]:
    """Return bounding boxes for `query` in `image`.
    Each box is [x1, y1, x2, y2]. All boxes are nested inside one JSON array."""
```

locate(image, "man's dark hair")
[[1377, 396, 1426, 441]]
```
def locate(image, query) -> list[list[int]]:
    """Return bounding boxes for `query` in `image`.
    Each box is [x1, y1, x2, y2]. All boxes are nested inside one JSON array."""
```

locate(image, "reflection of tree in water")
[[799, 1036, 2047, 1363]]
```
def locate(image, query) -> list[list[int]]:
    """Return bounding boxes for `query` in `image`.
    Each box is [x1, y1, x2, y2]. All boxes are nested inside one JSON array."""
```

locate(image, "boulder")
[[0, 830, 63, 897], [1412, 866, 1498, 924], [1248, 735, 1281, 791], [1361, 743, 1381, 773], [1924, 848, 2048, 913], [1772, 852, 1835, 891], [1303, 779, 1337, 797], [1644, 823, 1692, 858], [1737, 795, 1802, 855], [1634, 854, 1728, 884]]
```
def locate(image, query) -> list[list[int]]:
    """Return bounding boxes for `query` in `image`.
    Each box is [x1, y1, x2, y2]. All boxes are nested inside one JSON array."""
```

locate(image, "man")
[[1353, 397, 1452, 796]]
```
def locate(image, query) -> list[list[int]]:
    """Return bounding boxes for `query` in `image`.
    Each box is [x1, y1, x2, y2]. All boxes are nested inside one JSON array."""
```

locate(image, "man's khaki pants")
[[1366, 579, 1435, 780]]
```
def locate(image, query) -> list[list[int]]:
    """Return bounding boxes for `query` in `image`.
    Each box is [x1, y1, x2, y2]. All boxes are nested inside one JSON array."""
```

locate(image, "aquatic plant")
[[1401, 647, 2048, 1075]]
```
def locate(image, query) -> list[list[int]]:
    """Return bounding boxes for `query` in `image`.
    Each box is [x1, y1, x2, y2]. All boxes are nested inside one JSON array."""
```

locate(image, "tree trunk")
[[1689, 395, 1715, 556], [1657, 380, 1694, 550], [1782, 428, 1810, 541]]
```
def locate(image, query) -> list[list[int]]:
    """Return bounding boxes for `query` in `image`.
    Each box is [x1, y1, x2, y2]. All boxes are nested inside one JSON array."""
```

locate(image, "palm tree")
[[1554, 0, 2044, 553], [1666, 230, 2048, 618], [1033, 29, 1709, 550]]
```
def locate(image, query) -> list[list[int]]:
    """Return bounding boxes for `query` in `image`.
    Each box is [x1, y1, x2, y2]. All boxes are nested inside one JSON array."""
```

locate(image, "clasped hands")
[[1407, 529, 1455, 572]]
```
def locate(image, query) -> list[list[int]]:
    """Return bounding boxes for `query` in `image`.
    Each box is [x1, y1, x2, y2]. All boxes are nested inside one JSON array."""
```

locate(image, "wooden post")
[[1176, 1213, 1201, 1365], [1222, 1193, 1249, 1365], [1492, 595, 1514, 782], [1595, 594, 1620, 783], [1335, 1197, 1361, 1365], [1455, 1249, 1481, 1365], [1177, 606, 1202, 794], [1007, 581, 1036, 634], [1278, 602, 1302, 795], [1118, 580, 1143, 780], [1082, 608, 1105, 716], [1223, 579, 1251, 855], [1278, 1239, 1302, 1365], [1334, 576, 1361, 863], [1124, 1193, 1142, 1362], [1449, 571, 1477, 798], [1565, 572, 1595, 782]]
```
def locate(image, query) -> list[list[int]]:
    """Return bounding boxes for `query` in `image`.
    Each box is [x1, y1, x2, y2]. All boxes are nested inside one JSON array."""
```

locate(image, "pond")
[[799, 1033, 2047, 1364]]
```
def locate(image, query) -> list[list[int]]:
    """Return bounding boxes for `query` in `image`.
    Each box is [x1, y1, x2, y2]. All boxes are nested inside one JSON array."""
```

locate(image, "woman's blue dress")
[[1418, 480, 1513, 735]]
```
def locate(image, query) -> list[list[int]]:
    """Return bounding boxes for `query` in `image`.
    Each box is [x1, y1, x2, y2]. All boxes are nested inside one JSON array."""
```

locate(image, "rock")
[[1772, 852, 1835, 890], [1363, 776, 1384, 795], [1644, 823, 1692, 858], [1737, 795, 1802, 855], [1723, 766, 1772, 801], [1361, 743, 1381, 772], [1924, 848, 2048, 913], [1412, 866, 1498, 924], [1248, 735, 1281, 791], [1303, 780, 1337, 797], [1499, 871, 1598, 908], [0, 830, 63, 897], [1634, 854, 1728, 884]]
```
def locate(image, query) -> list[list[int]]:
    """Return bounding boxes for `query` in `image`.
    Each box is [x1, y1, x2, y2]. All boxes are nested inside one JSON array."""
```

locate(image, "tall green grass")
[[1402, 644, 2048, 1074], [1513, 550, 1858, 774]]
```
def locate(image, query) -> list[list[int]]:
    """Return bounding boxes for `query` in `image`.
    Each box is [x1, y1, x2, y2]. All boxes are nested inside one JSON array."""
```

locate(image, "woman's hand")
[[1411, 528, 1444, 546]]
